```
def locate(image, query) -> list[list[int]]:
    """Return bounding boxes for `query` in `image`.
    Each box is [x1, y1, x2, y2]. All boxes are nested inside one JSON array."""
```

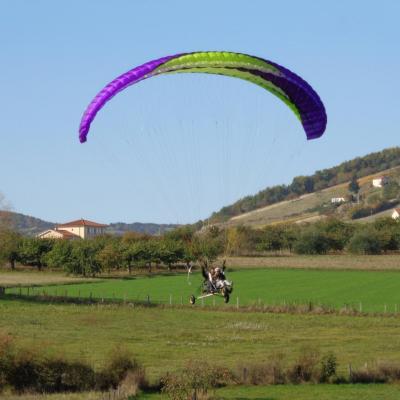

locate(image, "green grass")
[[138, 384, 400, 400], [216, 384, 400, 400], [1, 298, 400, 380], [9, 268, 400, 312], [2, 385, 400, 400]]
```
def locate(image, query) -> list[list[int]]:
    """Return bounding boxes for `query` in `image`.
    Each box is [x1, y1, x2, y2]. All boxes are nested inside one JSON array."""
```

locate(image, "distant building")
[[391, 209, 400, 220], [372, 176, 388, 188], [37, 219, 108, 240], [331, 197, 346, 204]]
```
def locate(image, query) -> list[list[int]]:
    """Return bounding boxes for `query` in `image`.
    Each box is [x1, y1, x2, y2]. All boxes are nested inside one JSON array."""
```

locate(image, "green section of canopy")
[[153, 52, 301, 121]]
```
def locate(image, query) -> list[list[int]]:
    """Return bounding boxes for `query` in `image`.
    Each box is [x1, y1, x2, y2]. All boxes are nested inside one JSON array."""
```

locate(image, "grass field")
[[0, 270, 94, 287], [8, 268, 400, 312], [224, 254, 400, 270], [2, 384, 400, 400], [2, 297, 400, 380]]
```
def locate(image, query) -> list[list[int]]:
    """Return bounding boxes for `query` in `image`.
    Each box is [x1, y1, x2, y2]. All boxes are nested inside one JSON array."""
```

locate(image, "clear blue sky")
[[1, 0, 399, 224]]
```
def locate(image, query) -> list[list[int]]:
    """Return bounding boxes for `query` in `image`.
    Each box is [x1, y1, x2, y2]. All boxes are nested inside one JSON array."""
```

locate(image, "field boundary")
[[3, 291, 400, 318]]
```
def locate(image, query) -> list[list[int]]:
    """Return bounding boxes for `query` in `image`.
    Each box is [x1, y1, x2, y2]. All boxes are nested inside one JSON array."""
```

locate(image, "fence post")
[[359, 302, 362, 312], [201, 298, 204, 307], [180, 295, 183, 305], [384, 304, 387, 313], [147, 295, 150, 305], [236, 297, 239, 309]]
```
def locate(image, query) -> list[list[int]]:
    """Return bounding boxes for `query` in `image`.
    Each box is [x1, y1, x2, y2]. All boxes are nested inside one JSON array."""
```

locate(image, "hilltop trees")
[[212, 147, 400, 222]]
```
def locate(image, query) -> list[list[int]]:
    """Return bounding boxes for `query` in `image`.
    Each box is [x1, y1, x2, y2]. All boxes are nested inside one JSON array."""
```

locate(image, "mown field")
[[2, 297, 400, 380], [2, 384, 400, 400], [224, 254, 400, 270], [8, 267, 400, 312]]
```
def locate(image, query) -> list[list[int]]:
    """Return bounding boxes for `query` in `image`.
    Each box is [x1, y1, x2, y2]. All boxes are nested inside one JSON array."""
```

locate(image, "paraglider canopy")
[[79, 51, 327, 143]]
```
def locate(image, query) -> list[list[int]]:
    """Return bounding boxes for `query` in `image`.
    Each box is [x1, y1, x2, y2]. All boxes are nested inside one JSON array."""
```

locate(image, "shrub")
[[319, 352, 337, 383], [236, 354, 285, 385], [377, 361, 400, 382], [347, 230, 384, 254], [96, 348, 146, 391], [287, 348, 320, 383], [0, 340, 146, 395], [161, 361, 232, 400], [294, 230, 331, 255]]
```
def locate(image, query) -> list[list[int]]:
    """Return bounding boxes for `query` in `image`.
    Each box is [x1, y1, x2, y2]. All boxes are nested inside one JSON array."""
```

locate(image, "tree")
[[96, 241, 123, 273], [383, 180, 400, 200], [0, 229, 21, 269], [316, 219, 354, 251], [158, 239, 185, 271], [347, 229, 385, 254], [294, 228, 331, 255], [348, 175, 360, 197], [192, 236, 222, 269], [121, 240, 148, 274], [19, 238, 54, 270], [43, 239, 73, 269], [257, 225, 285, 253], [65, 240, 102, 276]]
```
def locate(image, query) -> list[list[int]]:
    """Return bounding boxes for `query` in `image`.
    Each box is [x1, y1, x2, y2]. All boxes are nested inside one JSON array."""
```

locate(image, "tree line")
[[0, 227, 223, 276], [211, 147, 400, 221], [1, 217, 400, 275]]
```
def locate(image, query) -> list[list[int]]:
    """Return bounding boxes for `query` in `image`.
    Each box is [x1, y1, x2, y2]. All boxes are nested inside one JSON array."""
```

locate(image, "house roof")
[[57, 218, 108, 228], [37, 229, 80, 239], [57, 229, 81, 238]]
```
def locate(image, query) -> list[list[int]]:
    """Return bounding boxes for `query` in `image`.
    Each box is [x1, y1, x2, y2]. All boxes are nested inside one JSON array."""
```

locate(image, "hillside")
[[1, 212, 178, 236], [211, 147, 400, 223], [221, 165, 400, 228]]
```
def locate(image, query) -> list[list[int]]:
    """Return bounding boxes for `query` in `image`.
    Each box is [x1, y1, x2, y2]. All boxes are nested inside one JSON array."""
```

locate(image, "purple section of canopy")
[[79, 53, 184, 143], [79, 52, 326, 143], [239, 63, 327, 140]]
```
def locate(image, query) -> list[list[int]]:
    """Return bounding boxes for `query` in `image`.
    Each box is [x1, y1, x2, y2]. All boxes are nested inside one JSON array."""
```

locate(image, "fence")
[[2, 286, 400, 315]]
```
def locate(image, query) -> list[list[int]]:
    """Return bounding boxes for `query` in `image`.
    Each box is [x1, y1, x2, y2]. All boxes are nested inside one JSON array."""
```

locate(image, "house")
[[37, 218, 108, 240], [391, 209, 400, 220], [37, 229, 80, 240], [331, 197, 346, 204], [372, 176, 388, 188]]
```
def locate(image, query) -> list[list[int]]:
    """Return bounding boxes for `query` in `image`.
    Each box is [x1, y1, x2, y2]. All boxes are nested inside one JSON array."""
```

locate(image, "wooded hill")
[[211, 147, 400, 223]]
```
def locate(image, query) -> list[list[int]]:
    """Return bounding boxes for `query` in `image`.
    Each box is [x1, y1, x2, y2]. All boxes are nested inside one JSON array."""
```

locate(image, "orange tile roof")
[[57, 229, 80, 238], [57, 218, 108, 228]]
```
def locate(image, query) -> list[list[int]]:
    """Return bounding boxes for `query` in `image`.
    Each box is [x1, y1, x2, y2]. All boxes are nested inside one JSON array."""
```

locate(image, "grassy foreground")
[[10, 267, 400, 312], [1, 298, 400, 380], [1, 384, 400, 399]]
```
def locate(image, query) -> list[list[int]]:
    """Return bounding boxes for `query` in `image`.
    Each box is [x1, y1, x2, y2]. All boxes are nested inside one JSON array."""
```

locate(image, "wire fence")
[[3, 285, 400, 316]]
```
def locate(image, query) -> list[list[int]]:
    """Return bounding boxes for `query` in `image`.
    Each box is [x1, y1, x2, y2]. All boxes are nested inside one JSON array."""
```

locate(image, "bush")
[[347, 230, 384, 254], [319, 352, 337, 383], [0, 340, 146, 395], [161, 361, 232, 400], [236, 357, 285, 385], [287, 348, 320, 383], [96, 348, 146, 391], [294, 230, 331, 255]]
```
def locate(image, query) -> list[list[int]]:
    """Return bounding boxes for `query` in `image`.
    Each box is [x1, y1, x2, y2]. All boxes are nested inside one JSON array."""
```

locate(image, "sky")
[[1, 0, 400, 224]]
